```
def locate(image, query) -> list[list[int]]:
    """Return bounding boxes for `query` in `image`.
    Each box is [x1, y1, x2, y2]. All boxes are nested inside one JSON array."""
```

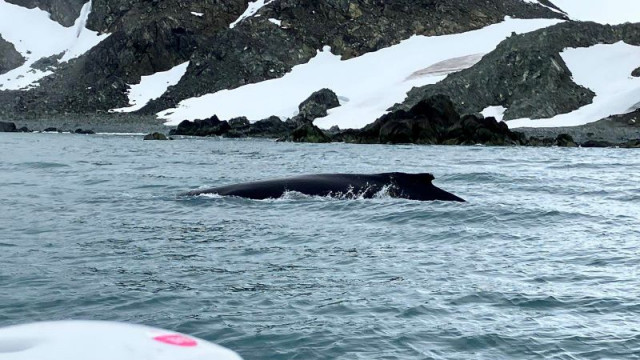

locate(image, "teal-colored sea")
[[1, 133, 640, 359]]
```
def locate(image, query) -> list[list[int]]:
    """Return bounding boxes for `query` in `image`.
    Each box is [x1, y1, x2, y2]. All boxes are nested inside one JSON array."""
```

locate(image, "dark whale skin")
[[184, 172, 465, 202]]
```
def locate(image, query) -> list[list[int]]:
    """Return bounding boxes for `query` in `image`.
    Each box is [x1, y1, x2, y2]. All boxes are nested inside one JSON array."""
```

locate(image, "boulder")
[[554, 133, 577, 147], [228, 117, 250, 129], [346, 95, 523, 145], [75, 129, 96, 134], [443, 114, 525, 145], [143, 132, 169, 140], [245, 116, 290, 138], [169, 115, 231, 136], [287, 123, 331, 143], [621, 139, 640, 148], [0, 121, 17, 132], [581, 140, 615, 148], [297, 89, 340, 121]]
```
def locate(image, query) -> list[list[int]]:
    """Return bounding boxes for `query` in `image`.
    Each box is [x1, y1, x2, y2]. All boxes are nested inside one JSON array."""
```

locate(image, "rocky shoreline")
[[2, 94, 639, 148], [3, 116, 639, 148], [4, 113, 167, 134]]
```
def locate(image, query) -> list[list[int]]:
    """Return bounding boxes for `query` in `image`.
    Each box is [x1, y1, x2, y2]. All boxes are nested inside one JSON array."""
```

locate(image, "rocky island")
[[0, 0, 639, 146]]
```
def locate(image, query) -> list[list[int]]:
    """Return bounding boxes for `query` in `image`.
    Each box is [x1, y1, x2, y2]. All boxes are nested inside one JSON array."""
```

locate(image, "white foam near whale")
[[0, 321, 243, 360]]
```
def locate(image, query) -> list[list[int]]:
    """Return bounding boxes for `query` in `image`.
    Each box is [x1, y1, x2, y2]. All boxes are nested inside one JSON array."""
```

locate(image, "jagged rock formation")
[[0, 35, 24, 75], [339, 95, 525, 145], [0, 0, 249, 118], [0, 121, 17, 132], [2, 0, 638, 134], [297, 88, 340, 121], [0, 0, 561, 118], [144, 0, 561, 113], [395, 21, 640, 121]]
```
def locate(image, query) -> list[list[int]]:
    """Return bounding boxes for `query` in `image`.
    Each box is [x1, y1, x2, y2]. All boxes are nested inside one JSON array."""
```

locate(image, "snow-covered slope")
[[551, 0, 640, 25], [159, 17, 562, 128], [507, 41, 640, 128], [0, 0, 109, 90], [111, 62, 190, 113]]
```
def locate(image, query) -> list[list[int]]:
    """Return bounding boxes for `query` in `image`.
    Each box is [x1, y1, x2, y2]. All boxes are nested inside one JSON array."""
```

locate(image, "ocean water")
[[1, 133, 640, 359]]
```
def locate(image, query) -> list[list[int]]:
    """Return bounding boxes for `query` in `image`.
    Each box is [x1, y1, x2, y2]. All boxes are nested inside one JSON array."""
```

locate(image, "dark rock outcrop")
[[74, 128, 95, 134], [287, 123, 331, 143], [0, 0, 249, 118], [581, 140, 616, 148], [228, 117, 250, 129], [0, 121, 17, 132], [526, 134, 577, 147], [632, 67, 640, 77], [143, 0, 560, 114], [297, 88, 340, 121], [342, 95, 524, 145], [554, 134, 577, 147], [0, 35, 24, 75], [396, 21, 640, 122], [143, 132, 168, 140], [244, 116, 291, 138], [0, 0, 560, 118], [621, 139, 640, 148], [169, 115, 231, 137]]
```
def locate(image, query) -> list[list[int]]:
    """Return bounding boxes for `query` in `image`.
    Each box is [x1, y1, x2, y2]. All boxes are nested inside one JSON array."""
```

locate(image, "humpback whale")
[[185, 172, 465, 202]]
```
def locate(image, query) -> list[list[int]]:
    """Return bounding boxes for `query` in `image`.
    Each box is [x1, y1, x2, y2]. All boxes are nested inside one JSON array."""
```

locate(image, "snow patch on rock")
[[481, 106, 508, 121], [111, 62, 190, 113], [549, 0, 640, 25], [507, 41, 640, 128], [59, 1, 109, 62], [0, 0, 109, 90], [159, 18, 562, 129], [230, 0, 274, 29]]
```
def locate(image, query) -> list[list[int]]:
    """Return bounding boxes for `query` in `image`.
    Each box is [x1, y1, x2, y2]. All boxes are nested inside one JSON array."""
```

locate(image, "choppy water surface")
[[1, 133, 640, 359]]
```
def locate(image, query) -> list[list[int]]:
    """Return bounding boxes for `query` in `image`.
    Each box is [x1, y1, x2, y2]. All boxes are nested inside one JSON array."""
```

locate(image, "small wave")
[[96, 132, 146, 136], [445, 172, 503, 182], [20, 162, 69, 169]]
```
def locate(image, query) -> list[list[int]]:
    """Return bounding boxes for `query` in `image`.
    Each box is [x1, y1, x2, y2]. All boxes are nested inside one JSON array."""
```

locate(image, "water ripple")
[[2, 134, 640, 359]]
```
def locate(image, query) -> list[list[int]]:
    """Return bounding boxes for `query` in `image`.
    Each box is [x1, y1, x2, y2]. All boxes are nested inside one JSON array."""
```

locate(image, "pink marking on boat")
[[153, 334, 198, 347]]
